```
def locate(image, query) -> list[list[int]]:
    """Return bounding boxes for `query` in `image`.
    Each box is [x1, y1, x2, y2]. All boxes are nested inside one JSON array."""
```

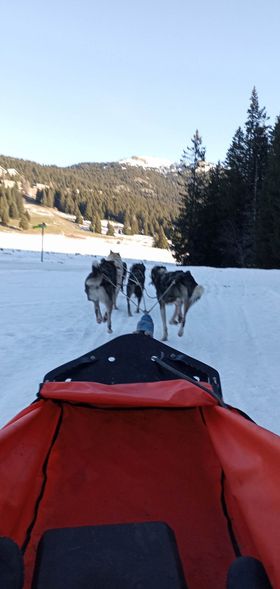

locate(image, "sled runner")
[[0, 334, 277, 588]]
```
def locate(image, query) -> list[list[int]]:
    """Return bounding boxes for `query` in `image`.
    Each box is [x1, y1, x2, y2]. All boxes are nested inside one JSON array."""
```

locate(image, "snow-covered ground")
[[0, 238, 280, 436], [0, 231, 174, 263]]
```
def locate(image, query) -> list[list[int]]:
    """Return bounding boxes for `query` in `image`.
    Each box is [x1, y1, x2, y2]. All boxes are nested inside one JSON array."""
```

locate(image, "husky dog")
[[85, 259, 117, 333], [107, 250, 124, 309], [121, 261, 127, 292], [151, 265, 204, 341], [127, 263, 146, 316]]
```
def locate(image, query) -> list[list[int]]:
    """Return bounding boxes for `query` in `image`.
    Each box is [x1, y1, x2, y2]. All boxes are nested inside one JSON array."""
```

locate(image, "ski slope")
[[1, 246, 280, 435]]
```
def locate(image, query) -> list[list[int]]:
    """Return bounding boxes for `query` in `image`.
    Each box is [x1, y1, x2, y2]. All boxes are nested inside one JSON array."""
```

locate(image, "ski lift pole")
[[33, 223, 47, 262]]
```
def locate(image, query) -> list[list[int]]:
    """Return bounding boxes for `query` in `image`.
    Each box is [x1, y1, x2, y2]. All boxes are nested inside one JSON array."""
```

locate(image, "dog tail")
[[190, 285, 204, 305]]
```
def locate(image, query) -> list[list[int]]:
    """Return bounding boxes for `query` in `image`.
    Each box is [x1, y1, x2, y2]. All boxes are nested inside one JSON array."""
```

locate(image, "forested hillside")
[[0, 156, 180, 238]]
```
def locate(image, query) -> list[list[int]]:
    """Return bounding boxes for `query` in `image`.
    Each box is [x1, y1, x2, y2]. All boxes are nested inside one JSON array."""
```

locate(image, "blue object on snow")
[[136, 313, 154, 337]]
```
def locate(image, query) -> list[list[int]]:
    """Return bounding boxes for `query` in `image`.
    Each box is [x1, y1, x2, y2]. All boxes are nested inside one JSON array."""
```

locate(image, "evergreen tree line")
[[172, 88, 280, 268], [0, 157, 180, 238], [34, 187, 166, 238], [0, 185, 30, 229]]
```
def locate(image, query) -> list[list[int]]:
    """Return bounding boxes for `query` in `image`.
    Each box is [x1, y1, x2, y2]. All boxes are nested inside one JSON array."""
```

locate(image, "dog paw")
[[97, 318, 102, 324], [107, 328, 113, 334], [161, 335, 168, 342], [169, 319, 178, 325]]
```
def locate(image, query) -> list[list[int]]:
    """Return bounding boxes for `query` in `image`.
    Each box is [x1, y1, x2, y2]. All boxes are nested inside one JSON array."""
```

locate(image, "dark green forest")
[[172, 88, 280, 268], [0, 182, 29, 230]]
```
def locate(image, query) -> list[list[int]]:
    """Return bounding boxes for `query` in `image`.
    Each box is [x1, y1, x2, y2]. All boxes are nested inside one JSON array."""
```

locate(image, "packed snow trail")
[[0, 249, 280, 435]]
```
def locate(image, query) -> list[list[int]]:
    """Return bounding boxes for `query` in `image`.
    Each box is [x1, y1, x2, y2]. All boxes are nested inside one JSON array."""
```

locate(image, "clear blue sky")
[[1, 0, 279, 166]]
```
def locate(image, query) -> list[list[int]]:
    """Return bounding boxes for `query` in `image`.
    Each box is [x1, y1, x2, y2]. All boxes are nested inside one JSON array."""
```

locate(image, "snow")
[[0, 231, 174, 263], [0, 236, 280, 437], [119, 155, 174, 169]]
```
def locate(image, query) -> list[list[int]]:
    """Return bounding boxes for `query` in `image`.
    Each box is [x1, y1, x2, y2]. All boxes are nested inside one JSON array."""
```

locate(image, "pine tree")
[[65, 195, 75, 215], [130, 215, 139, 235], [54, 190, 63, 210], [243, 87, 269, 265], [153, 220, 160, 235], [9, 202, 19, 219], [42, 190, 49, 206], [84, 201, 94, 221], [15, 190, 24, 215], [107, 222, 114, 236], [153, 226, 169, 249], [258, 116, 280, 267], [0, 195, 9, 225], [148, 221, 155, 237], [89, 215, 97, 232], [143, 220, 149, 235], [22, 178, 31, 195], [123, 213, 131, 235], [42, 189, 46, 205], [46, 188, 54, 208], [75, 212, 83, 224], [172, 130, 207, 264], [35, 189, 43, 204], [5, 188, 12, 206], [220, 127, 248, 266], [95, 214, 102, 234], [195, 163, 227, 266], [19, 214, 29, 230]]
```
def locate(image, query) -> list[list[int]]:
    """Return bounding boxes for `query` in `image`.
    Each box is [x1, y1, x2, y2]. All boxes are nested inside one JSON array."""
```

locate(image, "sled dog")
[[127, 263, 146, 316], [85, 259, 117, 333], [151, 265, 204, 341], [107, 250, 125, 309]]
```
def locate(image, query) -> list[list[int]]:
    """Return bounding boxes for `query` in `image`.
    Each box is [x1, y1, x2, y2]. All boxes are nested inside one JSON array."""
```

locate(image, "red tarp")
[[0, 379, 279, 588]]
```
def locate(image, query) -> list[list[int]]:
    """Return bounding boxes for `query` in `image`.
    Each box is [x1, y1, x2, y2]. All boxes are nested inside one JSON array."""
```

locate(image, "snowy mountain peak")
[[119, 155, 175, 170]]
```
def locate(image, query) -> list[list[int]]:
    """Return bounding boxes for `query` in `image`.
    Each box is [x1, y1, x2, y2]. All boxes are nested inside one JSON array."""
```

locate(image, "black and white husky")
[[127, 263, 146, 316], [85, 259, 117, 333], [151, 265, 204, 341], [107, 250, 124, 309]]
